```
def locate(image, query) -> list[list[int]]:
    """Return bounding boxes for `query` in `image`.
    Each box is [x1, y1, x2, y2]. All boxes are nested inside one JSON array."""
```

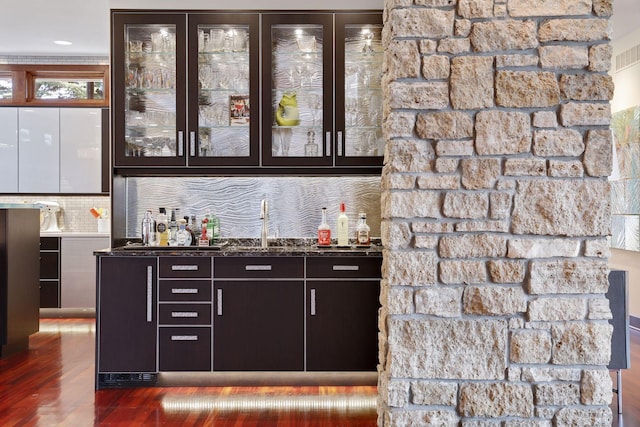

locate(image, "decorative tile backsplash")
[[0, 195, 110, 233], [123, 176, 382, 239]]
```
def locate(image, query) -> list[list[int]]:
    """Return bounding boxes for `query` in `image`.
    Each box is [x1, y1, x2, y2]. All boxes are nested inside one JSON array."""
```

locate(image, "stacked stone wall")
[[379, 0, 614, 425]]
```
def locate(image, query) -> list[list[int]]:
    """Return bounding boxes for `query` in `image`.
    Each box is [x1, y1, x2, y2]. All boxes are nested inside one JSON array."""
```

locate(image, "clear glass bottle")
[[168, 208, 179, 246], [190, 215, 200, 242], [356, 212, 370, 246], [317, 207, 331, 246], [175, 219, 192, 246], [336, 202, 349, 247]]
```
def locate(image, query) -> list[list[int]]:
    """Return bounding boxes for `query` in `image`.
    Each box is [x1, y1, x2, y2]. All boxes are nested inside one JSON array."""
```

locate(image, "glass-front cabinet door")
[[188, 14, 259, 166], [335, 13, 384, 167], [262, 14, 334, 167], [112, 13, 186, 167]]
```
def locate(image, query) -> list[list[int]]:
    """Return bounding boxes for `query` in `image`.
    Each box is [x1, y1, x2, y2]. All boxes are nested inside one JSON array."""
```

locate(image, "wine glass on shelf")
[[307, 93, 321, 126], [345, 97, 359, 127]]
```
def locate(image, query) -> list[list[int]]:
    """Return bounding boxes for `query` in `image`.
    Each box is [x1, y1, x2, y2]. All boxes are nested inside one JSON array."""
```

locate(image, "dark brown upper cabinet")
[[111, 10, 382, 175]]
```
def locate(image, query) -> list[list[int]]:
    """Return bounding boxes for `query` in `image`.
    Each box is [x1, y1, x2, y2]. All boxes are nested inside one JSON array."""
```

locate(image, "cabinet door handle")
[[325, 132, 331, 156], [171, 311, 198, 318], [189, 131, 196, 156], [171, 335, 198, 341], [310, 288, 316, 316], [171, 265, 199, 271], [333, 265, 360, 271], [217, 288, 223, 316], [178, 131, 184, 156], [245, 265, 272, 271], [171, 288, 198, 294], [146, 266, 153, 323], [337, 131, 343, 157]]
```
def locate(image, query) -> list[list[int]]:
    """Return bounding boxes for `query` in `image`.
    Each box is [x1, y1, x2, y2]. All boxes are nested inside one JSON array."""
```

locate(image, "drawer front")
[[159, 303, 212, 325], [40, 252, 60, 279], [159, 257, 211, 278], [40, 237, 60, 250], [215, 256, 304, 279], [306, 256, 382, 279], [159, 280, 212, 302], [159, 327, 212, 371]]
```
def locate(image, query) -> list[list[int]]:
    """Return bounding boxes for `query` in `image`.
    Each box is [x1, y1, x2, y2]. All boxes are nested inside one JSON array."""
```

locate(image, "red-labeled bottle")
[[317, 207, 331, 246]]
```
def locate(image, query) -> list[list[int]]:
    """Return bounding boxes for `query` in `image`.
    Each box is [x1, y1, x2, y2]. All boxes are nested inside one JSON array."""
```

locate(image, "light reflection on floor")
[[161, 393, 377, 413]]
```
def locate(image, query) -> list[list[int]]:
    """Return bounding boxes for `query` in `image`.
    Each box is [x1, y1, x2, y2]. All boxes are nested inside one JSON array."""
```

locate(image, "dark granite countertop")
[[95, 238, 382, 257]]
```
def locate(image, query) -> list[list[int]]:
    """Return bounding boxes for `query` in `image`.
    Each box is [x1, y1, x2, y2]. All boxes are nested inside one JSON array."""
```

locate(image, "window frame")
[[0, 64, 109, 107]]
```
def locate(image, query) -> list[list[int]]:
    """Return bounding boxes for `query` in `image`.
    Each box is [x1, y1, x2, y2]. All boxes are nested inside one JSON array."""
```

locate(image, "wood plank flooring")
[[0, 318, 638, 426]]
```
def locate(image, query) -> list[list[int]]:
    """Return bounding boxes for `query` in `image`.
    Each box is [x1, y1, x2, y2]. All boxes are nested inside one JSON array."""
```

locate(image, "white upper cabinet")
[[18, 108, 60, 193], [60, 108, 103, 193], [0, 107, 104, 194], [0, 108, 18, 192]]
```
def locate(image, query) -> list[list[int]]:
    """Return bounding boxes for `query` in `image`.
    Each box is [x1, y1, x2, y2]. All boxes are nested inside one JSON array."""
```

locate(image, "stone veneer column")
[[379, 0, 615, 425]]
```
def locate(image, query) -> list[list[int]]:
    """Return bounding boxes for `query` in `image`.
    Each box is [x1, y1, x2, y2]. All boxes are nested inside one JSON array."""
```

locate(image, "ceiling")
[[0, 0, 638, 56]]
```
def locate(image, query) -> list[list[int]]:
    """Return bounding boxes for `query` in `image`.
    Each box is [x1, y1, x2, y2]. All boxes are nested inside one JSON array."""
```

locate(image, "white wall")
[[109, 0, 382, 10], [611, 27, 640, 319]]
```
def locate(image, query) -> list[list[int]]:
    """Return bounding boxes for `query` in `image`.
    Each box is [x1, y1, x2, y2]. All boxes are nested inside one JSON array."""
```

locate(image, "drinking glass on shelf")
[[209, 29, 225, 52], [199, 65, 213, 89], [151, 32, 164, 52], [307, 93, 321, 125], [232, 29, 248, 52], [128, 40, 143, 53], [345, 97, 359, 126], [297, 36, 316, 53]]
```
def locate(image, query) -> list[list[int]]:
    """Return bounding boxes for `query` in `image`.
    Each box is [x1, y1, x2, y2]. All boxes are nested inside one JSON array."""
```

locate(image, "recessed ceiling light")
[[54, 40, 73, 46]]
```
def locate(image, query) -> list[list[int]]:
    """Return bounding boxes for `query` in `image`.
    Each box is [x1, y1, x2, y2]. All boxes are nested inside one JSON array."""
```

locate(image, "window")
[[0, 75, 12, 100], [0, 64, 109, 106], [34, 77, 104, 100]]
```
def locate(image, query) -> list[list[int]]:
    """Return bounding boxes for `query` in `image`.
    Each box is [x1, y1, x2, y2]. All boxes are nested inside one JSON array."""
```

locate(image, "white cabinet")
[[61, 236, 110, 308], [18, 108, 60, 193], [0, 107, 104, 194], [60, 109, 103, 193], [0, 108, 18, 192]]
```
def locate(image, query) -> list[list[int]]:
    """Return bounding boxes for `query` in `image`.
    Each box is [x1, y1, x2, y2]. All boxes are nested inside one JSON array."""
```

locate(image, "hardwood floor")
[[0, 319, 377, 426], [0, 318, 638, 426]]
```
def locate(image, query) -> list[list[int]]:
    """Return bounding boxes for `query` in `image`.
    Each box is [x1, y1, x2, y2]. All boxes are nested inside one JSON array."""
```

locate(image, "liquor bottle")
[[206, 214, 214, 245], [141, 210, 156, 246], [168, 208, 179, 246], [210, 212, 220, 241], [199, 219, 210, 246], [185, 216, 197, 246], [156, 208, 169, 246], [356, 212, 371, 246], [336, 202, 349, 247], [317, 207, 331, 246], [175, 219, 192, 246]]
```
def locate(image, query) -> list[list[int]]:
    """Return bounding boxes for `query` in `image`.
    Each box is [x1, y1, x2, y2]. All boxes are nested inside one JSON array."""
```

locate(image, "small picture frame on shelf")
[[229, 94, 250, 126]]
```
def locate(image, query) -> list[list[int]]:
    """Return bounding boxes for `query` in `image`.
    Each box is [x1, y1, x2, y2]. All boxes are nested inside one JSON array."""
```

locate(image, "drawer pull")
[[146, 266, 153, 323], [245, 265, 272, 271], [171, 265, 199, 271], [333, 265, 360, 271], [171, 311, 198, 318], [171, 335, 198, 341], [171, 288, 198, 294], [310, 288, 316, 316], [217, 289, 223, 316]]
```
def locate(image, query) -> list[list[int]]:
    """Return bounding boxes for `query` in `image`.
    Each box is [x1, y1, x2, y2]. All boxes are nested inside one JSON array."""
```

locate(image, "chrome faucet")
[[260, 199, 268, 248]]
